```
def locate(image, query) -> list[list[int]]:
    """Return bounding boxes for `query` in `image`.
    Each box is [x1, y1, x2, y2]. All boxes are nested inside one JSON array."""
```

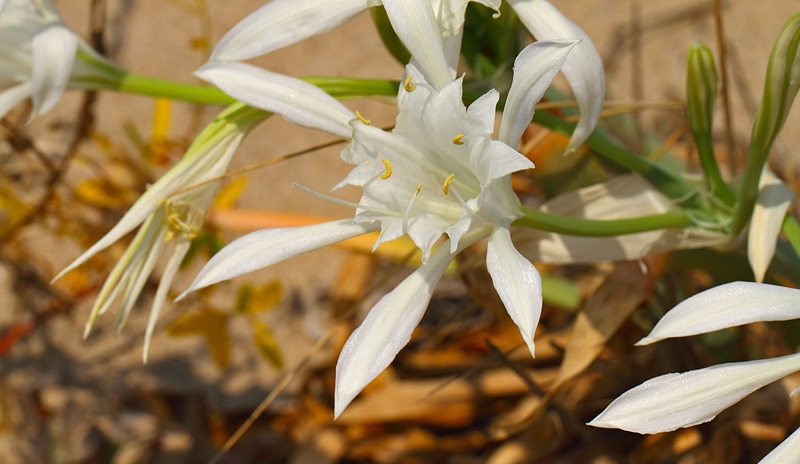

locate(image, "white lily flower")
[[760, 426, 800, 464], [205, 0, 603, 144], [0, 0, 121, 120], [748, 168, 794, 282], [637, 281, 800, 345], [53, 104, 265, 362], [589, 282, 800, 461], [589, 351, 800, 434], [184, 40, 577, 417]]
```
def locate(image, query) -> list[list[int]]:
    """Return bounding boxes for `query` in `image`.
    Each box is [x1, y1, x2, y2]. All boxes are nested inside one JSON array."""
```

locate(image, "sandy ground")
[[2, 0, 800, 462]]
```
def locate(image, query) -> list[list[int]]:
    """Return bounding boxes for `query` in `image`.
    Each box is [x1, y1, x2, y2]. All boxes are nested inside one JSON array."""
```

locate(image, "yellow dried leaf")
[[0, 187, 28, 234], [167, 307, 231, 369], [75, 178, 133, 208], [251, 319, 284, 369], [212, 177, 248, 209], [236, 281, 283, 315]]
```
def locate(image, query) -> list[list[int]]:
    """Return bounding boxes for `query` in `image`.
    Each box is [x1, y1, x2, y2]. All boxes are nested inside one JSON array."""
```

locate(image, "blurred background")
[[2, 1, 799, 462]]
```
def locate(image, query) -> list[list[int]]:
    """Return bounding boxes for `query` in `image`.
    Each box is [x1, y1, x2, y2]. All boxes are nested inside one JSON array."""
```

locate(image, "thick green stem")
[[76, 72, 399, 106], [514, 205, 692, 236], [532, 111, 709, 212]]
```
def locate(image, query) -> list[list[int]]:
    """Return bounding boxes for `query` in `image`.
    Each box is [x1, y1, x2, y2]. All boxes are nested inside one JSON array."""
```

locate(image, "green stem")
[[77, 72, 399, 106], [693, 132, 736, 206], [514, 205, 692, 236], [730, 143, 767, 234], [783, 214, 800, 259], [531, 111, 710, 212]]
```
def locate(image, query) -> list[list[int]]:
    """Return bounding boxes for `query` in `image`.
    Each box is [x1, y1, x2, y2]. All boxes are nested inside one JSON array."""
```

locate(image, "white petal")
[[383, 0, 453, 90], [210, 0, 367, 61], [53, 130, 243, 283], [486, 223, 542, 357], [499, 39, 577, 148], [143, 238, 192, 363], [179, 219, 377, 298], [469, 137, 534, 184], [638, 282, 800, 345], [30, 22, 77, 118], [589, 352, 800, 434], [0, 82, 33, 119], [759, 427, 800, 464], [748, 168, 794, 282], [509, 0, 605, 153], [335, 242, 455, 417], [196, 61, 354, 139], [437, 0, 500, 36]]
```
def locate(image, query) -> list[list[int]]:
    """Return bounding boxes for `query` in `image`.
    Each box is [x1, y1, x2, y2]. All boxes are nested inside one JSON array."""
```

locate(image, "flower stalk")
[[731, 13, 800, 234]]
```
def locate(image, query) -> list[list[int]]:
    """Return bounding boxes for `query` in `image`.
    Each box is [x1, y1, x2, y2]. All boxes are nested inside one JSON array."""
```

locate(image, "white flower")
[[53, 104, 265, 362], [205, 0, 604, 151], [0, 0, 121, 120], [182, 39, 578, 417], [589, 282, 800, 462]]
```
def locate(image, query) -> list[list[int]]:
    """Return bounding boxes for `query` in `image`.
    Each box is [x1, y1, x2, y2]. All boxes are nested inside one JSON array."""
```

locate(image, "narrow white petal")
[[638, 282, 800, 345], [589, 352, 800, 434], [53, 133, 239, 283], [197, 61, 354, 139], [509, 0, 605, 153], [143, 238, 192, 363], [759, 427, 800, 464], [748, 168, 794, 282], [383, 0, 453, 90], [30, 22, 77, 118], [499, 39, 577, 148], [437, 0, 500, 36], [210, 0, 367, 61], [486, 223, 542, 357], [335, 242, 456, 417], [180, 219, 377, 298], [0, 82, 33, 120]]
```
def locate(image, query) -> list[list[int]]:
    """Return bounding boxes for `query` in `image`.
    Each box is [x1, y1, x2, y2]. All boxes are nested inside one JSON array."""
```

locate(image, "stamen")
[[355, 111, 371, 125], [442, 173, 455, 195], [403, 75, 416, 92], [293, 181, 398, 217], [449, 184, 475, 217], [292, 182, 361, 210], [452, 134, 465, 145], [403, 185, 421, 232], [165, 202, 201, 241], [380, 159, 392, 179]]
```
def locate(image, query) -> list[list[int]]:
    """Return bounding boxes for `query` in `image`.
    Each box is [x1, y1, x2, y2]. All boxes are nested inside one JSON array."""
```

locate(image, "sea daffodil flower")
[[589, 282, 800, 462], [204, 0, 604, 151], [53, 104, 266, 362], [0, 0, 122, 120], [181, 39, 578, 417]]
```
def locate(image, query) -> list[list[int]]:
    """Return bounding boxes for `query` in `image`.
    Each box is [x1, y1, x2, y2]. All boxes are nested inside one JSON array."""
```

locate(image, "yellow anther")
[[452, 134, 465, 145], [380, 159, 392, 179], [403, 75, 416, 92], [415, 184, 421, 195], [165, 201, 200, 241], [442, 173, 455, 195], [355, 110, 371, 125]]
